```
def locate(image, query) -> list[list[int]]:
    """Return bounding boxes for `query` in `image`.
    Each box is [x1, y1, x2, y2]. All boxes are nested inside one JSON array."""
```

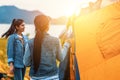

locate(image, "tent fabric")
[[74, 2, 120, 80], [96, 17, 120, 59]]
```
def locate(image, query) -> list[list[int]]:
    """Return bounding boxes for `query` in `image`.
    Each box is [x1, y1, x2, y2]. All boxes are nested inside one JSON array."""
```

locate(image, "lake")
[[0, 24, 66, 38]]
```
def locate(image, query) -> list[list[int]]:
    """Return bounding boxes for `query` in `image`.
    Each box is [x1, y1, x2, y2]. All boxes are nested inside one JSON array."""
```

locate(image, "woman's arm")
[[7, 35, 15, 64], [56, 39, 70, 62]]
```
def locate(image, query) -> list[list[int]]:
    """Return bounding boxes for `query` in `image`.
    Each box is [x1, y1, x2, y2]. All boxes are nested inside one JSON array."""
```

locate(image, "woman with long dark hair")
[[2, 19, 28, 80], [23, 15, 71, 80]]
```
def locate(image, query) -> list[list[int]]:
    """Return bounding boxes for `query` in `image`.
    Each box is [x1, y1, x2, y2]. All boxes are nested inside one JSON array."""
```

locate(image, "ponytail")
[[33, 15, 49, 73], [1, 19, 24, 38], [33, 30, 44, 73], [1, 19, 16, 38]]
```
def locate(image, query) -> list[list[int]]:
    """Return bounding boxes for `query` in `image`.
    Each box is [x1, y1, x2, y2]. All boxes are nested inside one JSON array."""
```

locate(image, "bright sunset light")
[[65, 6, 77, 17], [0, 0, 120, 80], [64, 0, 97, 17], [0, 0, 97, 18]]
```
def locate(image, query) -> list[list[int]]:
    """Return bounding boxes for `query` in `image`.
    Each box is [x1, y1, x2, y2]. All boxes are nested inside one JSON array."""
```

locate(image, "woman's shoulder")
[[48, 35, 59, 43], [8, 34, 16, 39]]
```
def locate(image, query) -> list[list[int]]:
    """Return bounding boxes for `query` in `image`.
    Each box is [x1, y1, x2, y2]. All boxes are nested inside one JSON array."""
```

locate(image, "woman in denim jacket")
[[2, 19, 28, 80], [23, 15, 71, 80]]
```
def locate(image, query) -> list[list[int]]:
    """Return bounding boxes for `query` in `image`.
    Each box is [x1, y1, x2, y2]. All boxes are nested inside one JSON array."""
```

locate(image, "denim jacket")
[[23, 33, 70, 77], [7, 33, 28, 68]]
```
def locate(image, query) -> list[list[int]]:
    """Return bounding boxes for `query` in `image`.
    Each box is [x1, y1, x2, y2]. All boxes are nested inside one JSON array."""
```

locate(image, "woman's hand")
[[9, 62, 14, 74], [67, 32, 74, 43]]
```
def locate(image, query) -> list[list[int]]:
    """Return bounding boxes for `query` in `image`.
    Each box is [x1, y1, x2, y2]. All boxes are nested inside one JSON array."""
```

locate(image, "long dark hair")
[[33, 15, 49, 73], [1, 19, 24, 38]]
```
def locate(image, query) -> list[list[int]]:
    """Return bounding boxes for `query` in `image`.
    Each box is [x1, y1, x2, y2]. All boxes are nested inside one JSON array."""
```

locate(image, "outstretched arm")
[[56, 39, 70, 62]]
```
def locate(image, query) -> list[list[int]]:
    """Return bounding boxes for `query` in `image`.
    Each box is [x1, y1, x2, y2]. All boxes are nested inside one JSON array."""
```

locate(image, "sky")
[[0, 0, 118, 18]]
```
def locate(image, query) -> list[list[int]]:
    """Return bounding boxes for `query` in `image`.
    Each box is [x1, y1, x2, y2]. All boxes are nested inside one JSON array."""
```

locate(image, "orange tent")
[[74, 2, 120, 80]]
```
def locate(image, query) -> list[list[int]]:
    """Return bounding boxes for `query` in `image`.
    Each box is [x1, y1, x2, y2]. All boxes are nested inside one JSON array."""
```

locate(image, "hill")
[[0, 5, 67, 25], [0, 5, 43, 24]]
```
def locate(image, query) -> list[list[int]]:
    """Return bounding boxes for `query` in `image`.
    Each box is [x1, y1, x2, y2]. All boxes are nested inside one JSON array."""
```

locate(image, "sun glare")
[[65, 6, 81, 18], [65, 8, 75, 17], [64, 3, 80, 18], [64, 0, 97, 17]]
